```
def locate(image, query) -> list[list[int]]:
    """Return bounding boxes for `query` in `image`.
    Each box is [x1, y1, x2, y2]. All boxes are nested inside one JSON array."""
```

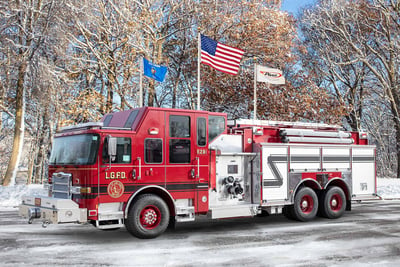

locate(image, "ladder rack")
[[228, 119, 342, 130]]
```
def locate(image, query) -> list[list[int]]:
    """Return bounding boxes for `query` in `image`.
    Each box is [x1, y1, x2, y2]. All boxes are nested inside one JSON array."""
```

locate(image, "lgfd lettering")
[[105, 171, 126, 179]]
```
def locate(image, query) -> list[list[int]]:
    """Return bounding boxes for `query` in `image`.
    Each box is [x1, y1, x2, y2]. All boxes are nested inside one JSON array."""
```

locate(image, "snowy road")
[[1, 201, 400, 266]]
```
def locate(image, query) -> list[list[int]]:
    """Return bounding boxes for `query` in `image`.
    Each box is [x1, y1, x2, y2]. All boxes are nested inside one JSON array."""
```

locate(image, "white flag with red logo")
[[256, 65, 285, 84]]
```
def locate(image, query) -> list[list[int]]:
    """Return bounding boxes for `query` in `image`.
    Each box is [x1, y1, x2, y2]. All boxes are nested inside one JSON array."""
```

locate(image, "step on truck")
[[19, 107, 379, 238]]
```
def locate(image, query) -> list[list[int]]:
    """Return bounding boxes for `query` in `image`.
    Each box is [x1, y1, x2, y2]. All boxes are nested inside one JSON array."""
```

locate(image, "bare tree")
[[64, 0, 195, 114], [1, 0, 50, 185], [299, 20, 371, 131], [190, 0, 345, 123], [0, 0, 70, 185], [300, 0, 400, 177]]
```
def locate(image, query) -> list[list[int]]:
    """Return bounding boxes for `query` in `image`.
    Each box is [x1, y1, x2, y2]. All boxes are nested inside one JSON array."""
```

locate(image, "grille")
[[51, 172, 73, 199]]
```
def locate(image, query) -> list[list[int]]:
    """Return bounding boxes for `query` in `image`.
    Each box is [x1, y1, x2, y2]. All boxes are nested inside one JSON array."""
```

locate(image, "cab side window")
[[197, 117, 207, 147], [170, 115, 190, 138], [102, 137, 131, 163], [208, 116, 225, 142], [145, 139, 163, 163], [169, 115, 190, 163]]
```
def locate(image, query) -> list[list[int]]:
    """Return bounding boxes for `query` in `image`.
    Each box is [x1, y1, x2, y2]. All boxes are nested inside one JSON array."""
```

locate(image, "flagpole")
[[197, 31, 201, 110], [139, 57, 143, 107], [253, 62, 257, 120]]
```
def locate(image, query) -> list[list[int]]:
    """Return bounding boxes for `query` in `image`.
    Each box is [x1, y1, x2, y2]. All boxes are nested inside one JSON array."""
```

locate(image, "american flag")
[[200, 34, 244, 75]]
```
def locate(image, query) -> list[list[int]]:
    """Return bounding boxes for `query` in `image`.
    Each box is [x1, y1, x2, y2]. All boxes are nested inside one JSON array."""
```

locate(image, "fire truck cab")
[[20, 107, 378, 238]]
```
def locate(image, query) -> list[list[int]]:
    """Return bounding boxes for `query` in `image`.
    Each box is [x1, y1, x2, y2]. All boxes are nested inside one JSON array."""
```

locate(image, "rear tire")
[[125, 194, 170, 239], [320, 186, 346, 219], [292, 187, 318, 222]]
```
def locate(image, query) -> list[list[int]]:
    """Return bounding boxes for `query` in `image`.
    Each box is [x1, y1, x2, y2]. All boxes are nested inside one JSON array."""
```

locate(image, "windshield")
[[49, 134, 99, 165]]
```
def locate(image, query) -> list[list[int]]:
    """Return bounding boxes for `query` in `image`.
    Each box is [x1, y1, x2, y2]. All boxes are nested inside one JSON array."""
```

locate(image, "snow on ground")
[[1, 178, 400, 266], [0, 184, 46, 207], [1, 200, 400, 266], [0, 178, 400, 207], [376, 178, 400, 199]]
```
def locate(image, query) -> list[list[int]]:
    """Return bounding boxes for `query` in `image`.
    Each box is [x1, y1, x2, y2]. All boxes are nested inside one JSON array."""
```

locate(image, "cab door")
[[99, 135, 133, 204], [165, 112, 197, 208], [194, 115, 209, 213], [132, 110, 165, 192]]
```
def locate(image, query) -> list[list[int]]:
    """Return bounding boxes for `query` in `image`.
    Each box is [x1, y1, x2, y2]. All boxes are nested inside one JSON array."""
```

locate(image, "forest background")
[[1, 0, 399, 185]]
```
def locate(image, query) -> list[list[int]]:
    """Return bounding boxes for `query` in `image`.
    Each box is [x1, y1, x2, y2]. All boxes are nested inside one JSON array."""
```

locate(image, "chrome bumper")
[[19, 196, 87, 225]]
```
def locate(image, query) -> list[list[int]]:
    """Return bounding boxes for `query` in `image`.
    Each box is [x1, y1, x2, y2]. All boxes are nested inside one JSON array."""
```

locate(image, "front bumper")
[[19, 196, 87, 225]]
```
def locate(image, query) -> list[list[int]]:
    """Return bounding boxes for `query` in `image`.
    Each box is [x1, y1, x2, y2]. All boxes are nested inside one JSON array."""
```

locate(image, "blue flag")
[[143, 58, 168, 82]]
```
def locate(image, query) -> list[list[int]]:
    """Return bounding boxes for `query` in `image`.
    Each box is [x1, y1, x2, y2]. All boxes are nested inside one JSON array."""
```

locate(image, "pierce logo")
[[107, 180, 124, 198], [260, 71, 282, 78]]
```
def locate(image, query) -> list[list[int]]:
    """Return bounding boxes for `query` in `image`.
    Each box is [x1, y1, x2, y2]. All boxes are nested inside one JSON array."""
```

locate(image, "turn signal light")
[[80, 187, 92, 194]]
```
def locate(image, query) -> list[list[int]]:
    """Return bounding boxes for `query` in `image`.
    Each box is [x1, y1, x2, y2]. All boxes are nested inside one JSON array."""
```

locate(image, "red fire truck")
[[20, 107, 378, 238]]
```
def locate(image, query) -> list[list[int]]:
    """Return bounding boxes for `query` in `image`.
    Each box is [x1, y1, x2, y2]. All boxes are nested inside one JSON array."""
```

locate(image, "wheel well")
[[125, 186, 175, 218], [301, 179, 322, 190], [291, 179, 321, 202]]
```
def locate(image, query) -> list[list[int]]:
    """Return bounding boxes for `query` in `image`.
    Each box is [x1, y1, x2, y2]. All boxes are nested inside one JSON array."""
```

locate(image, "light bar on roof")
[[282, 136, 354, 144], [280, 129, 351, 139]]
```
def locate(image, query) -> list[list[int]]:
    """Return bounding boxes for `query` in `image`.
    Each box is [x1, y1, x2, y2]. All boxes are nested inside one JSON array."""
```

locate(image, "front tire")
[[125, 194, 170, 239], [292, 187, 318, 222], [320, 186, 346, 219]]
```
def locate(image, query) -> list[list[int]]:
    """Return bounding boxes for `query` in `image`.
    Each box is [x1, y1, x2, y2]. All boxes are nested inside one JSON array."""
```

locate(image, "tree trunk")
[[26, 133, 38, 185], [390, 89, 400, 178], [34, 110, 49, 184], [106, 86, 113, 114], [2, 62, 27, 186], [397, 138, 400, 179], [172, 63, 183, 109], [172, 80, 177, 108], [0, 85, 4, 130], [148, 81, 155, 107], [27, 152, 34, 185]]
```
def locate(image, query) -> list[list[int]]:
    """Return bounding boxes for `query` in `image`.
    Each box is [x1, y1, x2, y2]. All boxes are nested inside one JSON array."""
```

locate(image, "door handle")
[[196, 157, 200, 178], [132, 157, 141, 180]]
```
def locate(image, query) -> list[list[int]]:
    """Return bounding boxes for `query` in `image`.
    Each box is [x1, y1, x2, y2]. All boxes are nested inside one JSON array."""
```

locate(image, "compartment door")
[[352, 147, 377, 200], [261, 145, 288, 202]]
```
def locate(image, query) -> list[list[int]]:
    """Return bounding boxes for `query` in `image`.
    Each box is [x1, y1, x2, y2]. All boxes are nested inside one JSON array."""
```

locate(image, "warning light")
[[359, 132, 368, 139], [148, 128, 159, 135]]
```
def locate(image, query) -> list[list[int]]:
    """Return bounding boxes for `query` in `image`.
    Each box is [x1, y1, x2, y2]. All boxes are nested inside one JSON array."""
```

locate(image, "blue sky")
[[281, 0, 316, 15]]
